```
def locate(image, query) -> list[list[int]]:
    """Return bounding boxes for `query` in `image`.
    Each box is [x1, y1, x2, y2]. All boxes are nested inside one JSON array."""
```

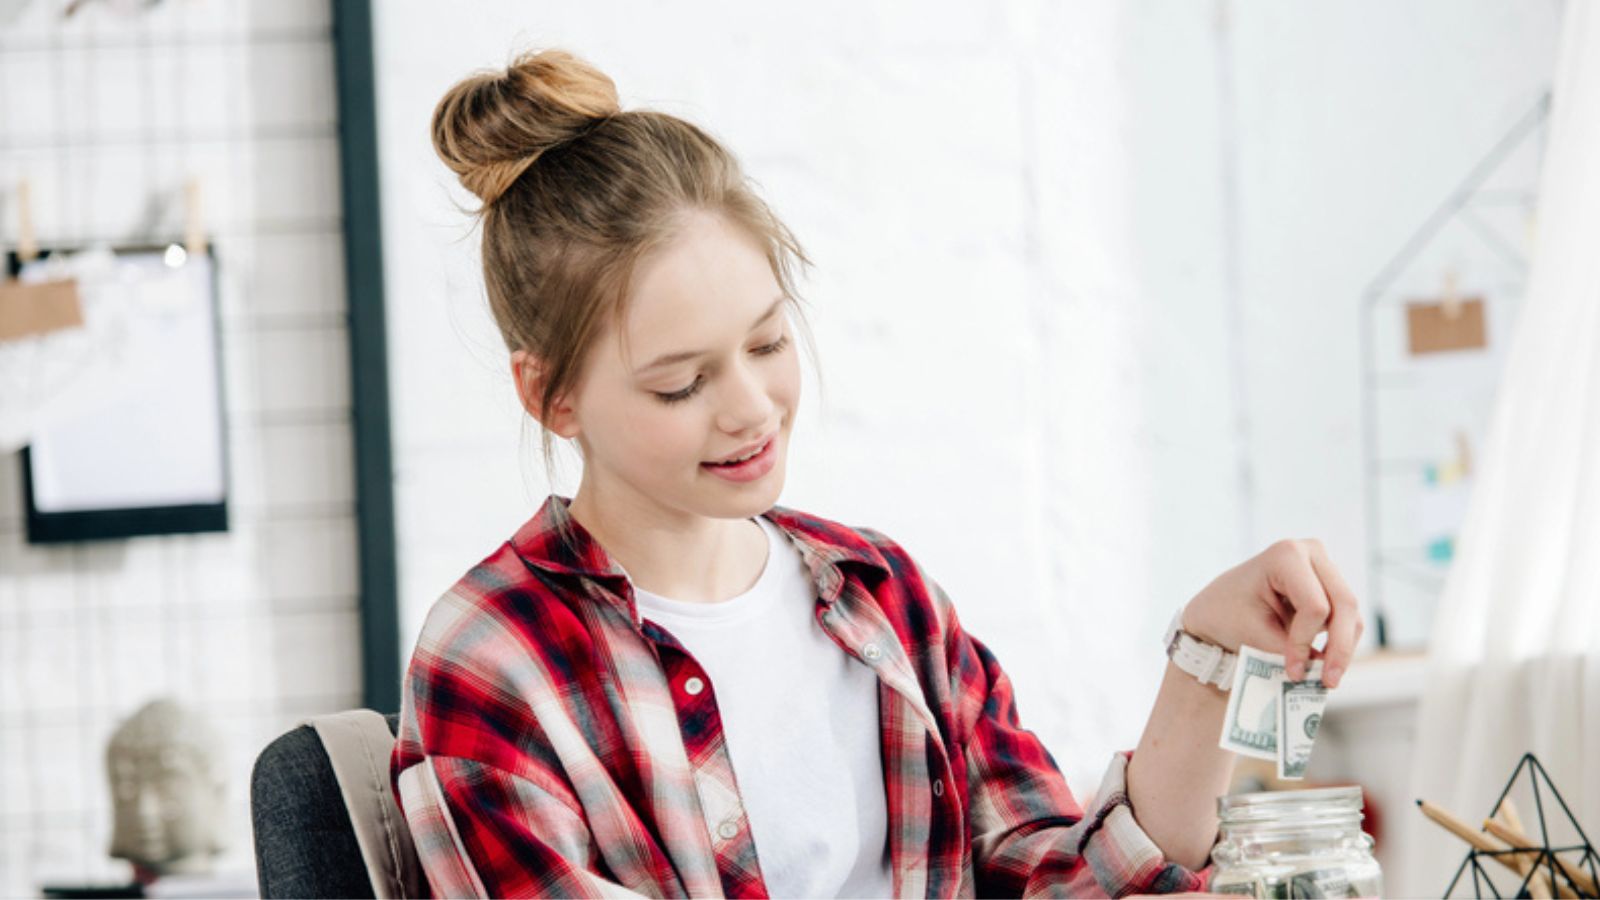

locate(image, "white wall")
[[374, 0, 1241, 797], [0, 0, 360, 892], [1225, 3, 1562, 893], [371, 0, 1561, 831], [1230, 0, 1562, 651]]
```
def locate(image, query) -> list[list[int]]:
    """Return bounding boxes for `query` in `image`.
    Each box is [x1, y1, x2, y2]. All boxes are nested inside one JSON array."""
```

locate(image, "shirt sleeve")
[[943, 589, 1214, 897], [390, 599, 656, 900], [395, 750, 650, 899]]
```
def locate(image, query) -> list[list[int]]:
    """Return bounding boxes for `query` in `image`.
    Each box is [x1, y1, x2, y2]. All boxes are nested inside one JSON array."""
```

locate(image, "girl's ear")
[[510, 349, 580, 438]]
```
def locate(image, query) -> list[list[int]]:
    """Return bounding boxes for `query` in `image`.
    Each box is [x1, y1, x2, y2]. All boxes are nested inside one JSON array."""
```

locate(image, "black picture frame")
[[8, 243, 231, 544]]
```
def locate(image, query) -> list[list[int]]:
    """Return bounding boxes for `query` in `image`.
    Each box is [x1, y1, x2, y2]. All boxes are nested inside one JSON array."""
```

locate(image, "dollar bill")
[[1212, 870, 1361, 899], [1208, 879, 1268, 897], [1279, 677, 1329, 780], [1219, 645, 1324, 765], [1288, 867, 1361, 897]]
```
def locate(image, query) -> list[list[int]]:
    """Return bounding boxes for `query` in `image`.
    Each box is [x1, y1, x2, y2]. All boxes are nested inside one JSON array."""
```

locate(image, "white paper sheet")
[[12, 247, 227, 512]]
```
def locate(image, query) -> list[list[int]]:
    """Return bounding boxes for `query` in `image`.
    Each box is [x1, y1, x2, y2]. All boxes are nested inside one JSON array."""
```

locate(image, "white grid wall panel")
[[0, 0, 360, 893]]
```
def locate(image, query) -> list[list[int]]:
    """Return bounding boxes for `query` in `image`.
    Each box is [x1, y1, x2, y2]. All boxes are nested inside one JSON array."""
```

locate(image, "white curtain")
[[1400, 2, 1600, 896]]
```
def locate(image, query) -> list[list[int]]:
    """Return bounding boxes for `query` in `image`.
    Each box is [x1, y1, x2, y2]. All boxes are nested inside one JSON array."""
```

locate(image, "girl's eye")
[[754, 335, 789, 357], [655, 376, 703, 405], [652, 336, 789, 405]]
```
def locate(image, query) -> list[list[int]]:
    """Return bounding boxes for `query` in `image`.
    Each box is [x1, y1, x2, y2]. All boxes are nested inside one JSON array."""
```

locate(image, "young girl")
[[391, 48, 1364, 899]]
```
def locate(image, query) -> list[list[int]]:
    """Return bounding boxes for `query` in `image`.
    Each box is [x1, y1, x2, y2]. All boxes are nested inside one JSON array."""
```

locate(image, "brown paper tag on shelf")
[[0, 278, 84, 340], [1406, 297, 1487, 354]]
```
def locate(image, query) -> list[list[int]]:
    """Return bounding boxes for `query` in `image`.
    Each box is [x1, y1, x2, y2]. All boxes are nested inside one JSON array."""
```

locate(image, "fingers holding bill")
[[1265, 540, 1332, 683], [1306, 539, 1363, 688]]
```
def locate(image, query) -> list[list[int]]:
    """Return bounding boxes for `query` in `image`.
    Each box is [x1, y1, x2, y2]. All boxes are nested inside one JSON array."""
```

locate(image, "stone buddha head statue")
[[105, 698, 228, 880]]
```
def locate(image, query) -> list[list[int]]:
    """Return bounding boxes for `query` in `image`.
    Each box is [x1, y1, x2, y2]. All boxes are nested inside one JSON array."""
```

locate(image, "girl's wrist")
[[1179, 600, 1238, 653]]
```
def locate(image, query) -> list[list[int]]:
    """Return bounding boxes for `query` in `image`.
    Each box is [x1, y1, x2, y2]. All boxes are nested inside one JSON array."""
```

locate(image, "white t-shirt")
[[628, 515, 894, 899]]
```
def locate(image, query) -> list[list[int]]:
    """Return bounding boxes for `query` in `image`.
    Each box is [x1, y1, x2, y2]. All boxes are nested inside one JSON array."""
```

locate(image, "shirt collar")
[[509, 493, 891, 619]]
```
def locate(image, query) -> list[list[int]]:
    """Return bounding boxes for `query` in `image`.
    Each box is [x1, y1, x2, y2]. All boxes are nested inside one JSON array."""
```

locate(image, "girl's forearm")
[[1125, 660, 1237, 870]]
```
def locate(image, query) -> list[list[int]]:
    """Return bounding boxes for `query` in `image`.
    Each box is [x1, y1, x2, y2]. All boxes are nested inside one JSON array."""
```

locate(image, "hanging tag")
[[0, 278, 84, 340], [1406, 297, 1486, 355]]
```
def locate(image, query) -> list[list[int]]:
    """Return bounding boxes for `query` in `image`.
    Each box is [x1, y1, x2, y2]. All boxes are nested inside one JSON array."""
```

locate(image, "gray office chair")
[[250, 710, 424, 899]]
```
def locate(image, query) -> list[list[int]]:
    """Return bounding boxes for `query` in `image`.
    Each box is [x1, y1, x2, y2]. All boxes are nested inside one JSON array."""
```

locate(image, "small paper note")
[[0, 278, 83, 340], [1406, 297, 1487, 355]]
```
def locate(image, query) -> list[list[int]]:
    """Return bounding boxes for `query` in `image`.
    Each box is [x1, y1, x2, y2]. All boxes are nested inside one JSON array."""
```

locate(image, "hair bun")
[[432, 48, 622, 207]]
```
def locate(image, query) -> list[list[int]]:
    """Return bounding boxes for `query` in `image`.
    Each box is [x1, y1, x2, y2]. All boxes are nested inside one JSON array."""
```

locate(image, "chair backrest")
[[251, 709, 423, 899]]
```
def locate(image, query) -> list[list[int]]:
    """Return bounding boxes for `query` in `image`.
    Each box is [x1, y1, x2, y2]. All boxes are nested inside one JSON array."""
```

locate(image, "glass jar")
[[1208, 786, 1382, 898]]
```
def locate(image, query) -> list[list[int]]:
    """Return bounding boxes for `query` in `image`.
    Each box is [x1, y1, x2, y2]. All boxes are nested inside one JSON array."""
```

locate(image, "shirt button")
[[717, 820, 739, 840], [684, 677, 705, 696], [862, 642, 883, 661], [933, 778, 945, 797]]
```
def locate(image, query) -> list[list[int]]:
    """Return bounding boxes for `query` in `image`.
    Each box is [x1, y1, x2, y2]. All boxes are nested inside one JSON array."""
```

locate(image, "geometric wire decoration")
[[1443, 754, 1600, 899], [1359, 91, 1551, 648]]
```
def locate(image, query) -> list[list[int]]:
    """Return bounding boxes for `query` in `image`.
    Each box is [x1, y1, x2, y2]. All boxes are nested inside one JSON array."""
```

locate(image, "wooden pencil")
[[1492, 798, 1569, 897], [1417, 799, 1553, 898], [1484, 817, 1597, 898], [1497, 797, 1527, 836]]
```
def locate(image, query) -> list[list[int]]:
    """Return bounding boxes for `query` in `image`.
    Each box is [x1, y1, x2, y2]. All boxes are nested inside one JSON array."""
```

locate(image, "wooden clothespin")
[[17, 178, 39, 264], [184, 177, 207, 259], [1441, 268, 1463, 320]]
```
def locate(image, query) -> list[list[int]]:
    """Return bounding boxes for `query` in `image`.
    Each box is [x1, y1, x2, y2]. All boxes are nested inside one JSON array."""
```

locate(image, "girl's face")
[[562, 209, 800, 523]]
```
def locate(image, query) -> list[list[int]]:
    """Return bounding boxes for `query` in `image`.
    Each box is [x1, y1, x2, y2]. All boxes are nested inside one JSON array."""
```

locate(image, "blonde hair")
[[431, 48, 820, 549]]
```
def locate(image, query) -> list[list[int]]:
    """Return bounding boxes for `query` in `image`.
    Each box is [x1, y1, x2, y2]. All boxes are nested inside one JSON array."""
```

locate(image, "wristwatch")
[[1162, 606, 1237, 690]]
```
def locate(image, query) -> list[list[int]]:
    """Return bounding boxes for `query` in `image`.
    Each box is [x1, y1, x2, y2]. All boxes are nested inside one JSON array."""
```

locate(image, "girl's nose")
[[715, 359, 775, 434]]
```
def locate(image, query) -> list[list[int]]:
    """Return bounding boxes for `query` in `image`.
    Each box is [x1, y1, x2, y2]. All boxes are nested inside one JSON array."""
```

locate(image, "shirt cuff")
[[1075, 750, 1213, 897]]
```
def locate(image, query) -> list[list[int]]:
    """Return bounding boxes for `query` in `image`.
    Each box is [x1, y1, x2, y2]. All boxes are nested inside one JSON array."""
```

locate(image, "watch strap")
[[1164, 607, 1237, 689]]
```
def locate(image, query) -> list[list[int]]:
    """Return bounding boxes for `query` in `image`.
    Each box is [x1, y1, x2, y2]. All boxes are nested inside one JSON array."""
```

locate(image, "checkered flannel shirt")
[[392, 494, 1210, 898]]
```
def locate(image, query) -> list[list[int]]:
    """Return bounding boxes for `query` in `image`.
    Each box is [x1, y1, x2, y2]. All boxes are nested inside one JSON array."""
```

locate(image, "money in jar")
[[1208, 786, 1382, 898]]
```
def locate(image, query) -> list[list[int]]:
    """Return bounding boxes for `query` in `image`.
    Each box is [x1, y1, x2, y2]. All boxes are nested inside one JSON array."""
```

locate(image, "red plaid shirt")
[[392, 494, 1210, 897]]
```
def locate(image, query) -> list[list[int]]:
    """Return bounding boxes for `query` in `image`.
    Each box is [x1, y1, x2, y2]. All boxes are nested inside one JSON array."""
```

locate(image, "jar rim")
[[1218, 785, 1364, 817]]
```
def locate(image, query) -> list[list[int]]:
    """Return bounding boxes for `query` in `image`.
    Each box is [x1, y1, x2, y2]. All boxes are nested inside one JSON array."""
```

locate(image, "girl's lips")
[[706, 434, 775, 466], [700, 436, 777, 482]]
